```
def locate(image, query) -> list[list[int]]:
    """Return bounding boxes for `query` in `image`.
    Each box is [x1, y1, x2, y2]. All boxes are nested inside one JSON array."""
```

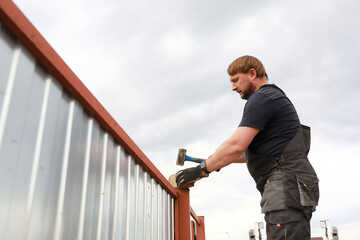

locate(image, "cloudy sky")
[[13, 0, 360, 239]]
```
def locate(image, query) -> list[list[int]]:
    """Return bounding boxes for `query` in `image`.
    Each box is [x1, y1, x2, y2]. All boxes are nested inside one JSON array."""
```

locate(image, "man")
[[176, 55, 319, 239]]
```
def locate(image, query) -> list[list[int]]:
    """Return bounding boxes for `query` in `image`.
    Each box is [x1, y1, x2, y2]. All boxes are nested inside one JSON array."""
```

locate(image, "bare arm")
[[204, 126, 260, 172], [234, 153, 246, 163]]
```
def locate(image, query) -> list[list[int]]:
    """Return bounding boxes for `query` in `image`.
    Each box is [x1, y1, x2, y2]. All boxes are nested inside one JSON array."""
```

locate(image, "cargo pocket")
[[266, 209, 301, 225], [297, 177, 319, 207], [260, 179, 286, 213], [265, 209, 302, 239]]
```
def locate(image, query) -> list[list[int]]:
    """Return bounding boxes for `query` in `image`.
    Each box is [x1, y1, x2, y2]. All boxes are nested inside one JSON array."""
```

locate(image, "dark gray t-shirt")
[[239, 84, 300, 156]]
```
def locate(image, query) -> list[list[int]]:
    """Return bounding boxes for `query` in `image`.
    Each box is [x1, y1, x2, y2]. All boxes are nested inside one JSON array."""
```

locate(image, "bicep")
[[206, 126, 259, 170], [230, 126, 260, 152]]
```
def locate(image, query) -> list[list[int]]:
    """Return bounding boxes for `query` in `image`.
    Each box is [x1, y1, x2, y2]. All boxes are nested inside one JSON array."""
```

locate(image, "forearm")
[[204, 126, 258, 173], [205, 139, 244, 172], [178, 127, 258, 186]]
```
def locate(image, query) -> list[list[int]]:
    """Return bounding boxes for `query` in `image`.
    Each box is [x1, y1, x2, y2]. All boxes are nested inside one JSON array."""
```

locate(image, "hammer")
[[176, 148, 205, 166], [169, 148, 207, 189]]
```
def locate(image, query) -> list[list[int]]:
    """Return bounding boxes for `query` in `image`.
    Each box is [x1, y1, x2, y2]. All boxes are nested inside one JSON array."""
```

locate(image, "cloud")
[[12, 0, 360, 238]]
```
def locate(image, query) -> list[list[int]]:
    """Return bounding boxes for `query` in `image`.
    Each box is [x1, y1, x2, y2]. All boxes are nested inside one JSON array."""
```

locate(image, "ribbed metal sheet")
[[0, 22, 174, 240]]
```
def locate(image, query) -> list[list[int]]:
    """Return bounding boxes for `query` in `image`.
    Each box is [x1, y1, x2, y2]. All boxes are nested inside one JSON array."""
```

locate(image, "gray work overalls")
[[244, 124, 319, 214]]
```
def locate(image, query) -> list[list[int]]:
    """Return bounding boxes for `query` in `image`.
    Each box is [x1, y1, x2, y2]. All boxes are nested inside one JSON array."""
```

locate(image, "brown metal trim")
[[190, 208, 206, 240], [191, 220, 196, 240], [0, 0, 177, 198], [190, 206, 201, 225], [196, 216, 206, 240], [175, 189, 191, 240]]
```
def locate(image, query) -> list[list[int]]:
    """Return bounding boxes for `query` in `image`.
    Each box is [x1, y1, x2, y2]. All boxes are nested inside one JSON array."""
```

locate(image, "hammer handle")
[[185, 155, 205, 164]]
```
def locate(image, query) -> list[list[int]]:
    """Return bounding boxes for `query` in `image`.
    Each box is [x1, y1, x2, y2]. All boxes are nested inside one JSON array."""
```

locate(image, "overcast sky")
[[13, 0, 360, 239]]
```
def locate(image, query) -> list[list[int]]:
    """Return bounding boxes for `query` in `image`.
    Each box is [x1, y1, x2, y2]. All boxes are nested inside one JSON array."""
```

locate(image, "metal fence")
[[0, 0, 205, 239]]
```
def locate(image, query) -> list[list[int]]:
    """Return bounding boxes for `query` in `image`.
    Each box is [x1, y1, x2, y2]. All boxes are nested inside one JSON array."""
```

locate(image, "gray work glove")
[[175, 165, 202, 189]]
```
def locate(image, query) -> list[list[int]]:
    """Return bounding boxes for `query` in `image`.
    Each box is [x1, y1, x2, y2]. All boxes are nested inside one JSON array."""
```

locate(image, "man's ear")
[[248, 68, 257, 80]]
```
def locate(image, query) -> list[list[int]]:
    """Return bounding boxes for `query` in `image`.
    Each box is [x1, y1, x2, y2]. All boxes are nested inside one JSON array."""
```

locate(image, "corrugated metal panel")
[[0, 21, 175, 240]]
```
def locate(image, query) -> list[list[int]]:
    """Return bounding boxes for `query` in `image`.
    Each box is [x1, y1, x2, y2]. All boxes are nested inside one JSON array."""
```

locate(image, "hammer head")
[[176, 148, 187, 166]]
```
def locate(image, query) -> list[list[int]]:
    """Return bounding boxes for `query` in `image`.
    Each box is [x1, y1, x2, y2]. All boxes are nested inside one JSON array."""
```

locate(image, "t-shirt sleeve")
[[239, 92, 276, 130]]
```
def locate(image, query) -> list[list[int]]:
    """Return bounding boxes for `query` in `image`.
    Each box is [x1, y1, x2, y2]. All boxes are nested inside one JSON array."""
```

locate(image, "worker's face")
[[230, 71, 255, 100]]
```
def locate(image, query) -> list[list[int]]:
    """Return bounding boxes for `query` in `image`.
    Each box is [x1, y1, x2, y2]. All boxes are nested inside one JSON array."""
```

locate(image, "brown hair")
[[227, 55, 268, 80]]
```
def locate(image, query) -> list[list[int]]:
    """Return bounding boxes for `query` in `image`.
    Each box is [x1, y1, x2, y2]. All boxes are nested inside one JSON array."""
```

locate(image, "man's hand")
[[175, 165, 202, 189]]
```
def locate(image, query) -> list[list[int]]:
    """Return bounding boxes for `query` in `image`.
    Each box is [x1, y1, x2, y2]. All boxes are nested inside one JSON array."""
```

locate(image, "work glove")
[[175, 165, 202, 189]]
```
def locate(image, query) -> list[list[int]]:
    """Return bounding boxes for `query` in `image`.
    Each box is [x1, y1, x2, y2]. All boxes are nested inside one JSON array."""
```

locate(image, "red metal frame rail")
[[0, 0, 206, 239], [191, 206, 206, 240]]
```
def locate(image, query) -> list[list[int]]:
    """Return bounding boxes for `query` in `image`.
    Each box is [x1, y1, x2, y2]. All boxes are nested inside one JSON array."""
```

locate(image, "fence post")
[[175, 189, 191, 240], [191, 221, 196, 240], [197, 216, 206, 240]]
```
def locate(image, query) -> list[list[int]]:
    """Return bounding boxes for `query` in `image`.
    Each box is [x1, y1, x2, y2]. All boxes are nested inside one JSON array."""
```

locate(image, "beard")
[[240, 81, 254, 100]]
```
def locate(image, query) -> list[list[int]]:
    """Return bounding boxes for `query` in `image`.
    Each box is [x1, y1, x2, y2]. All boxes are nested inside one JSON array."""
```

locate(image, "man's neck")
[[254, 78, 269, 92]]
